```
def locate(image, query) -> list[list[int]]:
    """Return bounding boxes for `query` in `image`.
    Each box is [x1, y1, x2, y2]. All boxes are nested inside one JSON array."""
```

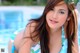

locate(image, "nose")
[[52, 12, 58, 19]]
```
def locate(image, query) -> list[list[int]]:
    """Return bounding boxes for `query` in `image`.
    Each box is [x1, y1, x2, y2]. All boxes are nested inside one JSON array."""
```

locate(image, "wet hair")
[[25, 0, 78, 53]]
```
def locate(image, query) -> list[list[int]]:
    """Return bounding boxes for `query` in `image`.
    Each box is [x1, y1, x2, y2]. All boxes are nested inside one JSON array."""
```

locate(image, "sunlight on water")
[[0, 6, 80, 53], [0, 6, 43, 53]]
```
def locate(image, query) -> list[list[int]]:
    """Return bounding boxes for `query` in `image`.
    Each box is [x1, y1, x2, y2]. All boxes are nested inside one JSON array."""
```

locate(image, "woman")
[[13, 0, 79, 53]]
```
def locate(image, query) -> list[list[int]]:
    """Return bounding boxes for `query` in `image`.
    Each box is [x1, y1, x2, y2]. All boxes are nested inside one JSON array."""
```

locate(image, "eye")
[[59, 11, 65, 14], [50, 8, 54, 11]]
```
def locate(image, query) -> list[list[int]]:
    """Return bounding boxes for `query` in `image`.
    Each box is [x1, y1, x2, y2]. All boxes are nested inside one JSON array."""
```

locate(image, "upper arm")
[[14, 22, 37, 53], [14, 30, 24, 50]]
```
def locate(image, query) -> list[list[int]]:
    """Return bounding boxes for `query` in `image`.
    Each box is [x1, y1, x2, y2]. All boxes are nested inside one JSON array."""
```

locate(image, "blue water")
[[0, 7, 80, 53], [0, 7, 42, 53]]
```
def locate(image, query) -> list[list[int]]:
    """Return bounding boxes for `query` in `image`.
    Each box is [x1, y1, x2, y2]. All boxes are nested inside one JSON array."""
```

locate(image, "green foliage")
[[2, 0, 79, 6], [74, 0, 79, 5], [64, 0, 79, 6], [0, 1, 11, 6], [0, 0, 46, 6]]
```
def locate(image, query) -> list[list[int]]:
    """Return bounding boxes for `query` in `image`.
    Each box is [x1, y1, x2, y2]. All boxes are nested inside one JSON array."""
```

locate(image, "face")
[[46, 1, 69, 30]]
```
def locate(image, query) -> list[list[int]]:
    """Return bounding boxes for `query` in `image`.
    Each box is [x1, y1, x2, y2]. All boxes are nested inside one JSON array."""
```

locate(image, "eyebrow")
[[59, 9, 67, 12]]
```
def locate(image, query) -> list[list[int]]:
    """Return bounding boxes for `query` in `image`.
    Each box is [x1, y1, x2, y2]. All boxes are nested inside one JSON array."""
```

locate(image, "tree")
[[74, 0, 79, 5], [0, 0, 2, 4]]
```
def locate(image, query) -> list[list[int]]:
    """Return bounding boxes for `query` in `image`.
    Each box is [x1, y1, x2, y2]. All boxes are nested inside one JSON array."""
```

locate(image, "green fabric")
[[30, 36, 67, 53]]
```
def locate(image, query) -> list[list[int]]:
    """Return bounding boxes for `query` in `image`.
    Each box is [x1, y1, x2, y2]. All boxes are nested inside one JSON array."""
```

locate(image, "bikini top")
[[11, 34, 68, 53], [30, 35, 68, 53]]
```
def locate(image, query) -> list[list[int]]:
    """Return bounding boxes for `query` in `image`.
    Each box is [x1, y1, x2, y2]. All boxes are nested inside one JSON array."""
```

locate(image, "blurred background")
[[0, 0, 80, 53]]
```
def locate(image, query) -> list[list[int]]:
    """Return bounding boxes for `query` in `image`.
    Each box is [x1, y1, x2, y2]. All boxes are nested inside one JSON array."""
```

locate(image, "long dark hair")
[[25, 0, 78, 53]]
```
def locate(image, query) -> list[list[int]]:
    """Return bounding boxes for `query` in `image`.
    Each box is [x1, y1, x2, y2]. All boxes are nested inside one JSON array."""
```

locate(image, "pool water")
[[0, 6, 43, 53], [0, 6, 80, 53]]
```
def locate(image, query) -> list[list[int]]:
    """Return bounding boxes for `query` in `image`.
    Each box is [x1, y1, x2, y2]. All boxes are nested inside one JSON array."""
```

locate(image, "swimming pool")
[[0, 6, 80, 53], [0, 6, 43, 53]]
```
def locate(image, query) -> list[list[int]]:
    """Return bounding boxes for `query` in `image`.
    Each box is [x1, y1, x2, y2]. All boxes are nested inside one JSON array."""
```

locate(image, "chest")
[[31, 37, 67, 53], [49, 40, 62, 53]]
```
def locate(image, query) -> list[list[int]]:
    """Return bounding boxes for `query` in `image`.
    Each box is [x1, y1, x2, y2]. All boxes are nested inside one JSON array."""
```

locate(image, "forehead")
[[54, 1, 68, 10]]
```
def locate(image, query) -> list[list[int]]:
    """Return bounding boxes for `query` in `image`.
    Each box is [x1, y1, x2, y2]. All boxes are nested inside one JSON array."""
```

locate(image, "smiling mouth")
[[49, 19, 58, 24]]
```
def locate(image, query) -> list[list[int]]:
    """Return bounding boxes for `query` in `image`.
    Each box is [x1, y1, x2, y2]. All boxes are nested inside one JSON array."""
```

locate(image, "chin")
[[49, 25, 57, 29]]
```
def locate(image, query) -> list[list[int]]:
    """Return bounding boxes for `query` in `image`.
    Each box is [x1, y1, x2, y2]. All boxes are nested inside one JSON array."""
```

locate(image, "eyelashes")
[[50, 8, 65, 14], [59, 11, 65, 14], [50, 8, 54, 11]]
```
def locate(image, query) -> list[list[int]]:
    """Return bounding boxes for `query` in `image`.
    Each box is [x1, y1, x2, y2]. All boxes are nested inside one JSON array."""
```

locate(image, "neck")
[[48, 27, 62, 52], [49, 27, 62, 38]]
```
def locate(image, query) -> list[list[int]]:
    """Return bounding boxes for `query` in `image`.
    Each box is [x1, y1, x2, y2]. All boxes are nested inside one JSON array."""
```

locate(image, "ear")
[[67, 18, 70, 21], [67, 13, 72, 21], [67, 16, 71, 21]]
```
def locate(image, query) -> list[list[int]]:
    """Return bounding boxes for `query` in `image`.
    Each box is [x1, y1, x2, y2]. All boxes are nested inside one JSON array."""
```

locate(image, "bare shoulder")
[[14, 21, 38, 51], [14, 29, 24, 50]]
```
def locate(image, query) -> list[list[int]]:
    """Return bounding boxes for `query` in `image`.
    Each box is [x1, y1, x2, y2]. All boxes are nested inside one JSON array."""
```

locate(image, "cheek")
[[46, 12, 52, 18], [46, 13, 51, 28], [59, 16, 67, 25], [46, 12, 51, 22], [46, 15, 49, 25]]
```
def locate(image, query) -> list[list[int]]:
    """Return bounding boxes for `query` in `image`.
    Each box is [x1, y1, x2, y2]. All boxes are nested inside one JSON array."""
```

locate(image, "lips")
[[49, 19, 58, 24]]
